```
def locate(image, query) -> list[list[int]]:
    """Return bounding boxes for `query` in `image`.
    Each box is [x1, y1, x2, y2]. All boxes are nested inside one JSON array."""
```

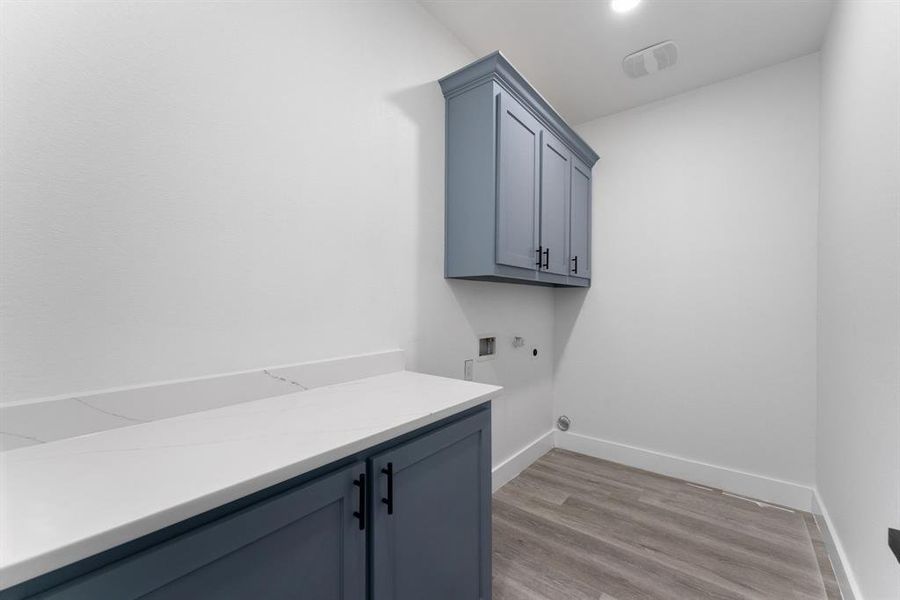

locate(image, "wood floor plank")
[[499, 470, 573, 505], [495, 498, 754, 600], [561, 494, 823, 599], [506, 461, 815, 577], [499, 486, 818, 599], [541, 450, 803, 539], [494, 516, 652, 600], [493, 449, 841, 600], [515, 461, 811, 557]]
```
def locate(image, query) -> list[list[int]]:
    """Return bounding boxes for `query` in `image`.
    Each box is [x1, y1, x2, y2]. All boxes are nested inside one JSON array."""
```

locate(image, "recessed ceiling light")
[[611, 0, 641, 14]]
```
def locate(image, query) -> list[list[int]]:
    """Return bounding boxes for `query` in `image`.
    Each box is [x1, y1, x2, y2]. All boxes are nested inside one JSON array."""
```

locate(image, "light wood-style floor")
[[492, 449, 841, 600]]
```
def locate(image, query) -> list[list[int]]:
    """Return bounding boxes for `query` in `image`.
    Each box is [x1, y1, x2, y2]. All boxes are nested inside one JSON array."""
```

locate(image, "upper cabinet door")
[[539, 130, 571, 275], [370, 409, 491, 600], [496, 92, 541, 271], [569, 157, 592, 279]]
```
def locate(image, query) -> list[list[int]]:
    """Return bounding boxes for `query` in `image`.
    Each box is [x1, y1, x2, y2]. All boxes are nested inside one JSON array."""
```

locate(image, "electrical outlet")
[[464, 359, 474, 381]]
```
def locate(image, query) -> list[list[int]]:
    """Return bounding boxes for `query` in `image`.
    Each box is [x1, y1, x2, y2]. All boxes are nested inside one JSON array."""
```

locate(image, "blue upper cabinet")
[[440, 52, 599, 288]]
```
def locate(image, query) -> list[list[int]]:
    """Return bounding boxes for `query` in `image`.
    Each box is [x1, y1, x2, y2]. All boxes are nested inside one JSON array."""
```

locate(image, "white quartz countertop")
[[0, 371, 500, 590]]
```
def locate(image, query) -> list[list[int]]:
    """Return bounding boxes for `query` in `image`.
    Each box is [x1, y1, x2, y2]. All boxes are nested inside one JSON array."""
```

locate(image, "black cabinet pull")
[[353, 474, 366, 530], [381, 462, 394, 515], [535, 245, 543, 267], [890, 528, 900, 564], [571, 255, 578, 274], [543, 247, 550, 269]]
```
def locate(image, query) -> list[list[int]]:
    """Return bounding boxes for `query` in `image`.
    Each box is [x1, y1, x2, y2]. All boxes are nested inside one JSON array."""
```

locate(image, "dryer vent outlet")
[[623, 40, 678, 78]]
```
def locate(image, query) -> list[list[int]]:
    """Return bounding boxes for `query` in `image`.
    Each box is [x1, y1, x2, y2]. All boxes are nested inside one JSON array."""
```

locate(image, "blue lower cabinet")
[[10, 405, 491, 600], [370, 409, 491, 600], [35, 463, 367, 600]]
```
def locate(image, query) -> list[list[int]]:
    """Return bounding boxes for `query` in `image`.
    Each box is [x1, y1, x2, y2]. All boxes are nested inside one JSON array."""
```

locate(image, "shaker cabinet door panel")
[[496, 93, 541, 271], [539, 131, 571, 275], [35, 464, 367, 600], [370, 409, 491, 600], [569, 158, 592, 279]]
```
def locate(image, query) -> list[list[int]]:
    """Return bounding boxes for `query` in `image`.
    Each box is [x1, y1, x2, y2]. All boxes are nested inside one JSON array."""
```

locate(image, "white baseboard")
[[492, 430, 554, 493], [811, 489, 861, 600], [554, 431, 815, 512]]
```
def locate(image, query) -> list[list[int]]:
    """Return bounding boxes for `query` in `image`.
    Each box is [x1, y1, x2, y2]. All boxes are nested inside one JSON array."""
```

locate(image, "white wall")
[[0, 1, 555, 468], [555, 55, 820, 487], [817, 0, 900, 597]]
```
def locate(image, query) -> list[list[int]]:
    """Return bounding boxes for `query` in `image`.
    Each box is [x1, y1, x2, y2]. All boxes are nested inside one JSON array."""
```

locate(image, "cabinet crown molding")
[[439, 51, 599, 167]]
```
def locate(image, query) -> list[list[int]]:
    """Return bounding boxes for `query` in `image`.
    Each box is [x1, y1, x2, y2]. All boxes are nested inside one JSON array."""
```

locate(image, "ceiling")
[[421, 0, 834, 124]]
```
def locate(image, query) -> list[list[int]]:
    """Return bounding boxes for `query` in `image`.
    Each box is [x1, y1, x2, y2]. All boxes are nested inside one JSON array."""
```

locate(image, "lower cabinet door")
[[370, 408, 492, 600], [36, 463, 367, 600]]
